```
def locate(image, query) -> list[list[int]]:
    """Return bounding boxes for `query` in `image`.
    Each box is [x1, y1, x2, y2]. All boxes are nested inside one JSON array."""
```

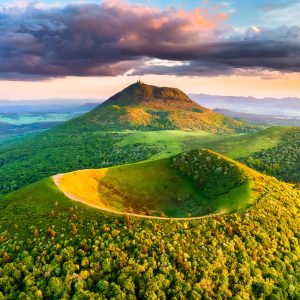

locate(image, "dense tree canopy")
[[242, 129, 300, 183], [0, 173, 299, 299], [0, 130, 158, 195]]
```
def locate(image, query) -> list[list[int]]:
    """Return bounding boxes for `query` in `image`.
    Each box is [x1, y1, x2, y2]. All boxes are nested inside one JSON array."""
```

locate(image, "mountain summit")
[[106, 81, 193, 105], [77, 82, 254, 133]]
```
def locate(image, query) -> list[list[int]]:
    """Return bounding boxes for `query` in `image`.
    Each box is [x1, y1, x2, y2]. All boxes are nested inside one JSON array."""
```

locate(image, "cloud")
[[0, 1, 299, 79]]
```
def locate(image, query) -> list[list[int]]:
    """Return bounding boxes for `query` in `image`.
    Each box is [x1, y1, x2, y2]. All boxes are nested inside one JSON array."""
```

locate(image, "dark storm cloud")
[[0, 1, 299, 79], [134, 39, 300, 76]]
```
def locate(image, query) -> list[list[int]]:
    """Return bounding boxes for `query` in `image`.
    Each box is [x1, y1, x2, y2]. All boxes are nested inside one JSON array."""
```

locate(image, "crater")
[[54, 149, 258, 218]]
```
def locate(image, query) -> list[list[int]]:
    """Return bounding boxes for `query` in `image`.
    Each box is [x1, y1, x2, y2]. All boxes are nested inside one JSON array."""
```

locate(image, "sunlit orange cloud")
[[176, 8, 227, 34], [1, 74, 300, 100]]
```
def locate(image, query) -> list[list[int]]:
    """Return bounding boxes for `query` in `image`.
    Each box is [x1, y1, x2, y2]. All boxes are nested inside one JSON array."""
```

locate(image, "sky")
[[0, 0, 300, 99]]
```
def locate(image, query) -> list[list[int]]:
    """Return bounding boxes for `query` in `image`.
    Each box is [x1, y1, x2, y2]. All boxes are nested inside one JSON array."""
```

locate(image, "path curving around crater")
[[52, 174, 227, 221]]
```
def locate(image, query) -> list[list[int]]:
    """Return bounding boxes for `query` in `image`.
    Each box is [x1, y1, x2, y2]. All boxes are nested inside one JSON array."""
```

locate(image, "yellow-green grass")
[[55, 150, 267, 218], [84, 82, 252, 133], [116, 130, 227, 160], [201, 126, 293, 159], [117, 126, 290, 160], [0, 177, 115, 237]]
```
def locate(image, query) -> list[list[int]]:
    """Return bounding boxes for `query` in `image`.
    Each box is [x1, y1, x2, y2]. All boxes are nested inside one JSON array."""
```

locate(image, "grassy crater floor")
[[55, 149, 265, 218]]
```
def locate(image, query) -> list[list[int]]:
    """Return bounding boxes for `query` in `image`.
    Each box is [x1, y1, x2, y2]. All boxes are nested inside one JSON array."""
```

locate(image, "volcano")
[[76, 82, 254, 133]]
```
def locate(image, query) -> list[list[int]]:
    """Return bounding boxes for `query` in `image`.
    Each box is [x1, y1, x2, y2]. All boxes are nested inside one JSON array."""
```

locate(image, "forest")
[[0, 172, 299, 299], [0, 130, 158, 195], [242, 129, 300, 183]]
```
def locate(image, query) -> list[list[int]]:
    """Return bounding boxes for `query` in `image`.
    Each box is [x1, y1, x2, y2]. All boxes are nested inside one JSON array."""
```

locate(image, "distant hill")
[[190, 93, 300, 117], [0, 100, 100, 113], [0, 121, 61, 135], [0, 102, 101, 147], [214, 108, 300, 126], [73, 82, 256, 133]]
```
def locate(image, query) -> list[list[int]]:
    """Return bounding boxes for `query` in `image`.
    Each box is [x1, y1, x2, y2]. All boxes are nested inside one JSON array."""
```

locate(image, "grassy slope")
[[201, 126, 292, 159], [118, 126, 289, 160], [116, 130, 220, 159], [0, 177, 111, 238], [85, 82, 254, 133]]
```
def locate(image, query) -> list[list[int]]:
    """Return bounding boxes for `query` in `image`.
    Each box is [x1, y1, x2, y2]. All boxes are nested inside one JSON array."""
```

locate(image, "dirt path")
[[52, 174, 226, 221]]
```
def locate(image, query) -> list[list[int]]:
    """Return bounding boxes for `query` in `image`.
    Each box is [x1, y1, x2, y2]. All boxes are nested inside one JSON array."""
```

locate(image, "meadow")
[[118, 126, 290, 160]]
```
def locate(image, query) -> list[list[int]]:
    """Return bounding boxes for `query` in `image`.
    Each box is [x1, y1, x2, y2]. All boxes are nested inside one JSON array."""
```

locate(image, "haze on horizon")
[[0, 0, 300, 100]]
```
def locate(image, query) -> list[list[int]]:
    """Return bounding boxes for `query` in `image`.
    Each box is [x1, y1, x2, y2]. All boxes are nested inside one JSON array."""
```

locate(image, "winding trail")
[[52, 174, 226, 221]]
